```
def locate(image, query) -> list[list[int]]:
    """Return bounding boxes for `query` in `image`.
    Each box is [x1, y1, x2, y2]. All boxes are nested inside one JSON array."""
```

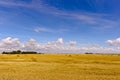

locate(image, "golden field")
[[0, 54, 120, 80]]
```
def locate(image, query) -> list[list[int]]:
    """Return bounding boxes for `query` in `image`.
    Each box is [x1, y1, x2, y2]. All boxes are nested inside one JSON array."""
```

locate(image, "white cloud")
[[107, 38, 120, 46], [0, 37, 120, 53], [46, 38, 63, 48], [0, 37, 20, 48], [22, 38, 37, 50], [0, 0, 30, 8], [34, 27, 53, 33], [34, 27, 40, 33], [57, 38, 63, 44], [69, 41, 77, 46], [34, 27, 68, 33], [0, 37, 21, 52]]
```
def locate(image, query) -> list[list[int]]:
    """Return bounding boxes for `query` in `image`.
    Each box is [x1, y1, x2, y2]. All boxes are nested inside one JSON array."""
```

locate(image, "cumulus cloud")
[[22, 38, 38, 50], [0, 37, 20, 48], [0, 37, 120, 53], [57, 38, 63, 44], [107, 38, 120, 46]]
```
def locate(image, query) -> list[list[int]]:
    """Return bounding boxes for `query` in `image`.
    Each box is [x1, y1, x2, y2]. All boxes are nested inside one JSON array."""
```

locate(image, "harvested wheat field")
[[0, 54, 120, 80]]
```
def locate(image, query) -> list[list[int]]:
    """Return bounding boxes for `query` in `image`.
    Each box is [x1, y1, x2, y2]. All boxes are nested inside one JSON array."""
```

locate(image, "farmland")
[[0, 54, 120, 80]]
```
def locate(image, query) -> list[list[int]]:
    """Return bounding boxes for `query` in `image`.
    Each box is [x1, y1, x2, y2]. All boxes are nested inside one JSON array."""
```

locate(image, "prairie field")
[[0, 54, 120, 80]]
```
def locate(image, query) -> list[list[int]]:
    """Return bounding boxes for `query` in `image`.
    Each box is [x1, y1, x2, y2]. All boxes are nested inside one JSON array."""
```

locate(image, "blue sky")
[[0, 0, 120, 53]]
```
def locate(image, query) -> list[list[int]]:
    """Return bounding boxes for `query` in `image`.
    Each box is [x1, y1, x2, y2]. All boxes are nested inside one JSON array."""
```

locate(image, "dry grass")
[[0, 54, 120, 80]]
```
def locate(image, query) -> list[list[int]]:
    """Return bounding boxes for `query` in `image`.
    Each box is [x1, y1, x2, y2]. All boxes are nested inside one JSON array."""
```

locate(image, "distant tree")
[[85, 52, 93, 54], [16, 50, 21, 54], [21, 51, 37, 54], [2, 51, 7, 54], [11, 51, 17, 54], [2, 50, 42, 54]]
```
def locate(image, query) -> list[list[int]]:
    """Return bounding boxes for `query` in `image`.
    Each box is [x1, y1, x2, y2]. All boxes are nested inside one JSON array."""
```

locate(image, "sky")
[[0, 0, 120, 53]]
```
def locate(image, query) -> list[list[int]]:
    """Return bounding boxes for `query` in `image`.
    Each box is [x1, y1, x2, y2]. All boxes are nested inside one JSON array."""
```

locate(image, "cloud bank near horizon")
[[107, 38, 120, 46], [0, 37, 120, 53]]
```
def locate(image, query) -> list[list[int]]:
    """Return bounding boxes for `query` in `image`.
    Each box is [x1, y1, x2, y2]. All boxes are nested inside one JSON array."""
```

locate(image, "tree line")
[[2, 50, 42, 54]]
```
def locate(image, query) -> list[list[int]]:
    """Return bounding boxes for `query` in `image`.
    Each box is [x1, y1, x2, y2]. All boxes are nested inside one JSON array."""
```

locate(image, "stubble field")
[[0, 54, 120, 80]]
